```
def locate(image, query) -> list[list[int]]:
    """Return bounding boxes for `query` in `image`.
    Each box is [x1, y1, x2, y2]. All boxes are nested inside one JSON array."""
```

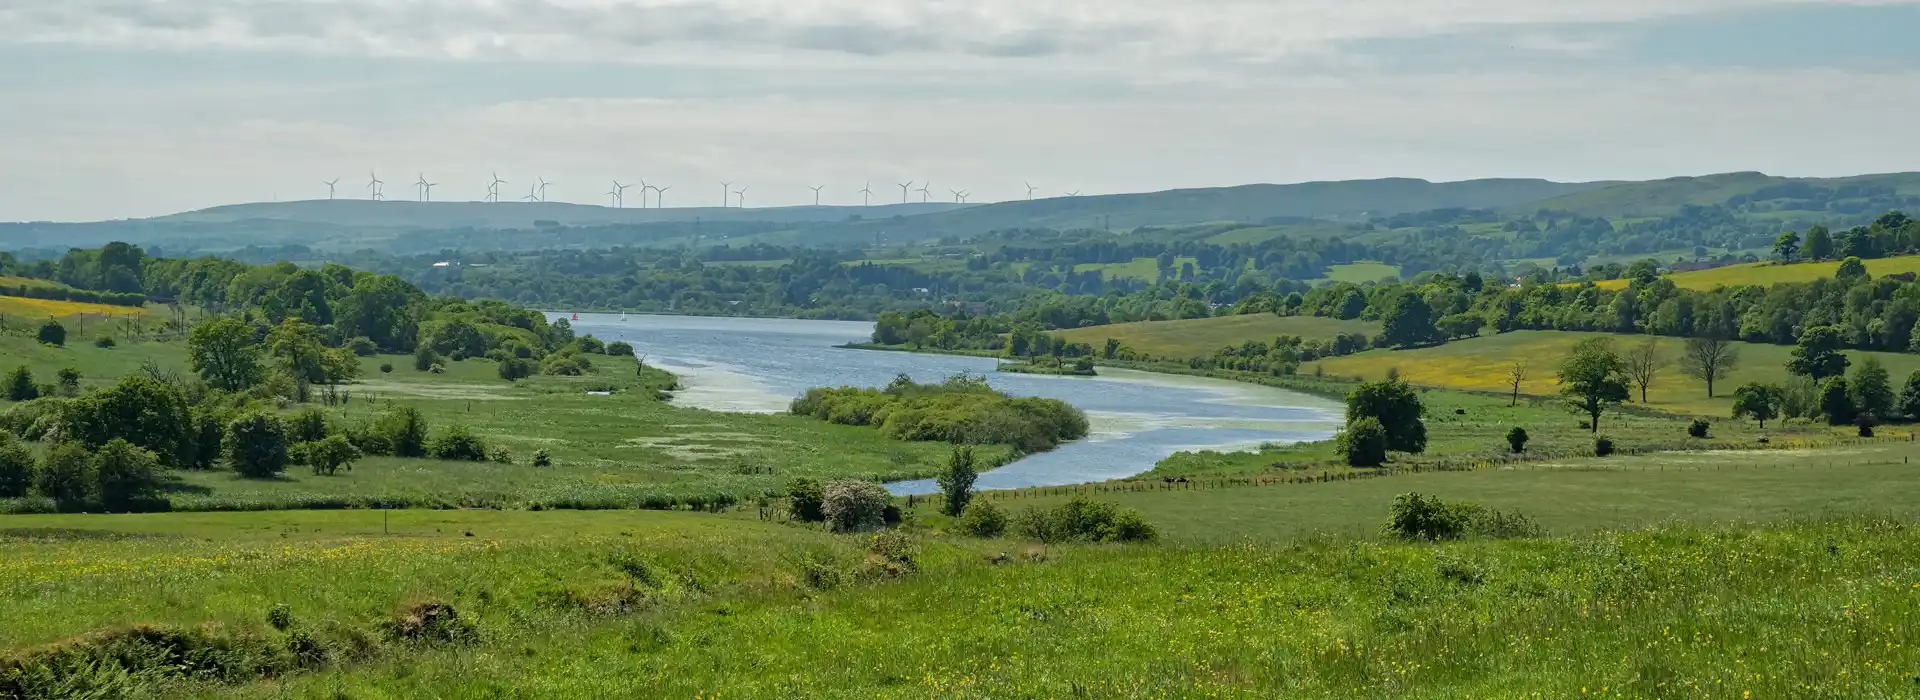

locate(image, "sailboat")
[[570, 312, 578, 321], [620, 311, 629, 322]]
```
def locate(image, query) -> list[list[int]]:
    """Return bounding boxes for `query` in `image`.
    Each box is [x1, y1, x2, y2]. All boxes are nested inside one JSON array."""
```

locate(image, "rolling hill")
[[151, 200, 972, 228], [1521, 171, 1920, 218]]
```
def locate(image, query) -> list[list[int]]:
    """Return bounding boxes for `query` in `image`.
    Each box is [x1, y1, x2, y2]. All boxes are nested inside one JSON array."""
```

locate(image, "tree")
[[1380, 291, 1438, 348], [1436, 313, 1484, 340], [1340, 417, 1388, 467], [91, 439, 163, 511], [268, 317, 357, 403], [377, 406, 431, 458], [936, 446, 978, 516], [295, 436, 361, 477], [38, 320, 65, 347], [497, 357, 534, 382], [1773, 231, 1801, 262], [55, 368, 81, 396], [225, 412, 290, 478], [1559, 337, 1630, 434], [1505, 427, 1529, 453], [1836, 256, 1868, 283], [188, 316, 262, 392], [1679, 337, 1738, 397], [957, 501, 1008, 538], [36, 443, 94, 507], [1730, 383, 1783, 429], [1345, 379, 1426, 454], [1898, 371, 1920, 421], [58, 375, 193, 467], [1623, 337, 1663, 404], [1850, 356, 1894, 420], [606, 341, 635, 357], [414, 344, 441, 372], [1787, 326, 1850, 381], [1805, 224, 1833, 260], [1820, 377, 1855, 426], [5, 366, 37, 402], [821, 479, 890, 532], [1781, 376, 1822, 424], [0, 436, 34, 498], [429, 425, 489, 461], [1505, 360, 1529, 407], [787, 477, 826, 522]]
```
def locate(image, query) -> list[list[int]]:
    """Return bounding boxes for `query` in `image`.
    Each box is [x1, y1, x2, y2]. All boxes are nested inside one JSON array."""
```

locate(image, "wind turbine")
[[859, 182, 874, 206], [522, 184, 539, 202], [950, 188, 964, 203], [734, 185, 748, 209], [638, 179, 652, 209], [917, 181, 933, 203], [1065, 190, 1081, 197], [605, 185, 621, 208], [654, 185, 670, 208], [953, 190, 970, 203], [1025, 182, 1038, 200], [488, 172, 507, 202], [897, 181, 913, 204], [415, 174, 437, 202], [366, 171, 384, 201], [322, 178, 340, 200], [537, 177, 553, 202], [610, 180, 632, 208], [719, 181, 732, 208], [809, 185, 825, 206]]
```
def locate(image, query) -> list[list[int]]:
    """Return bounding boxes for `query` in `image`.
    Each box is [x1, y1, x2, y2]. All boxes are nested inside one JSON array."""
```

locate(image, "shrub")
[[956, 500, 1008, 538], [429, 425, 489, 461], [821, 479, 890, 532], [787, 477, 825, 522], [294, 435, 361, 476], [0, 435, 35, 497], [345, 421, 394, 457], [93, 336, 116, 349], [1688, 419, 1711, 439], [1505, 426, 1529, 454], [497, 358, 535, 382], [576, 336, 606, 354], [38, 320, 66, 347], [937, 446, 978, 516], [1339, 417, 1388, 467], [287, 408, 330, 445], [376, 407, 430, 458], [531, 449, 552, 468], [540, 354, 586, 376], [91, 439, 164, 511], [866, 531, 918, 576], [345, 337, 379, 356], [1857, 413, 1878, 438], [379, 363, 394, 374], [487, 446, 513, 464], [1386, 493, 1541, 541], [55, 368, 81, 396], [382, 601, 476, 646], [413, 345, 440, 372], [187, 408, 226, 469], [57, 375, 194, 467], [606, 341, 635, 357], [225, 412, 290, 478], [1594, 436, 1615, 457], [428, 363, 446, 374], [4, 366, 37, 402], [1015, 496, 1157, 543], [36, 442, 95, 506]]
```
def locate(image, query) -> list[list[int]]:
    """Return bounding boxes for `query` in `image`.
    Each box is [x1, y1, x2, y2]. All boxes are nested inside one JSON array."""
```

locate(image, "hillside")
[[1522, 171, 1920, 218], [153, 199, 972, 228], [1054, 314, 1380, 358], [1592, 254, 1920, 291]]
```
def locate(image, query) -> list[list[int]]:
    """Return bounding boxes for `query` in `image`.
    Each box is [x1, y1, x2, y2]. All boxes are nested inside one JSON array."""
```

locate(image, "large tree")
[[1731, 383, 1783, 429], [1805, 224, 1834, 260], [1559, 337, 1631, 434], [267, 317, 358, 403], [188, 316, 263, 392], [1679, 336, 1738, 397], [1850, 356, 1894, 420], [57, 375, 193, 467], [1623, 337, 1663, 404], [1379, 291, 1438, 349], [1787, 325, 1850, 381], [1773, 231, 1801, 262], [1346, 378, 1427, 453]]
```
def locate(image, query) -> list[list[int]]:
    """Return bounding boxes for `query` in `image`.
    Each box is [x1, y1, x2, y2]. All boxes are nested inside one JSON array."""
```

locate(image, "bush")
[[0, 435, 35, 498], [1688, 419, 1710, 439], [937, 446, 978, 516], [344, 421, 393, 457], [606, 341, 635, 357], [379, 363, 394, 374], [287, 408, 330, 445], [1857, 413, 1878, 438], [1386, 493, 1541, 541], [36, 443, 94, 507], [1594, 436, 1615, 457], [531, 449, 552, 468], [293, 435, 361, 476], [377, 407, 430, 458], [787, 477, 825, 522], [57, 375, 194, 467], [1339, 417, 1388, 467], [187, 408, 226, 470], [429, 425, 489, 462], [225, 412, 290, 478], [487, 446, 513, 464], [346, 337, 379, 356], [540, 354, 586, 376], [414, 345, 440, 371], [576, 336, 606, 354], [428, 363, 446, 374], [93, 336, 116, 349], [56, 368, 81, 396], [866, 531, 918, 576], [497, 358, 535, 382], [821, 479, 890, 532], [956, 500, 1008, 538], [1014, 496, 1157, 543], [38, 320, 66, 347], [5, 366, 37, 402], [91, 439, 164, 511], [1505, 426, 1529, 454]]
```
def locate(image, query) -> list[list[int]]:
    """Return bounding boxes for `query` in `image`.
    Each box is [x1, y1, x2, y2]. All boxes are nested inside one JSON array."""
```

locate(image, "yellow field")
[[1317, 329, 1920, 417], [1055, 314, 1379, 358], [0, 276, 62, 290], [1591, 255, 1920, 291], [0, 295, 150, 318]]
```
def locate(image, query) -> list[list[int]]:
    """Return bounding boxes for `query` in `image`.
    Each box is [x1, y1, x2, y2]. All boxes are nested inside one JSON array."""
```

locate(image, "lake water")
[[564, 313, 1341, 494]]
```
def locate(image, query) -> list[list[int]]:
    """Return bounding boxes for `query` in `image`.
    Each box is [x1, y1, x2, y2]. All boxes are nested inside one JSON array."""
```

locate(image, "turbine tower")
[[654, 184, 670, 208], [610, 180, 632, 208], [414, 174, 437, 202], [366, 171, 384, 201], [522, 184, 539, 202], [917, 181, 932, 203], [1025, 182, 1038, 200], [809, 185, 825, 206], [488, 172, 507, 202], [719, 181, 732, 208], [638, 179, 652, 209], [1065, 190, 1081, 197], [896, 181, 913, 204], [537, 177, 553, 202], [859, 182, 874, 206], [734, 185, 748, 209], [605, 185, 621, 208], [322, 178, 340, 200]]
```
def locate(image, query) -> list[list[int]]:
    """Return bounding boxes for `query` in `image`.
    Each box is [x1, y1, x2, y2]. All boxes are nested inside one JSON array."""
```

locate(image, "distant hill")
[[152, 200, 973, 228], [1520, 172, 1920, 218]]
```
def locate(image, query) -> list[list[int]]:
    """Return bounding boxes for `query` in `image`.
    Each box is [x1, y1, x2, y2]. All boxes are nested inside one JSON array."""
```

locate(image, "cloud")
[[0, 0, 1884, 64]]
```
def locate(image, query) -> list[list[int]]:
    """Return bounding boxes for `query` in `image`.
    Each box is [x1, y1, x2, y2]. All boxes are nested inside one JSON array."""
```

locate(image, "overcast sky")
[[3, 0, 1918, 222]]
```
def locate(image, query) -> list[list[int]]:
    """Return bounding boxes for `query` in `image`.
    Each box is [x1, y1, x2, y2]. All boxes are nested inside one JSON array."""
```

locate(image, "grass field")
[[1316, 329, 1920, 416], [1317, 262, 1401, 283], [1592, 254, 1920, 291], [1053, 314, 1380, 358], [0, 295, 156, 320]]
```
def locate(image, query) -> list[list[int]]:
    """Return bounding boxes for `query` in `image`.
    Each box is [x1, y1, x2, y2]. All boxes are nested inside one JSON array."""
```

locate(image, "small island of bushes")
[[790, 374, 1088, 453], [997, 356, 1097, 377]]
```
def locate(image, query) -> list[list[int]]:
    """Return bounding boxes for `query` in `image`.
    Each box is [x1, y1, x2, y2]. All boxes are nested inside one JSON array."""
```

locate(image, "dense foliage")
[[790, 374, 1088, 453]]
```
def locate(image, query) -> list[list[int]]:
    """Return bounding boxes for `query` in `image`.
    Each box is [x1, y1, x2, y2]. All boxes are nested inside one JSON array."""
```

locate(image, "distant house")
[[431, 261, 454, 268], [1888, 272, 1917, 282]]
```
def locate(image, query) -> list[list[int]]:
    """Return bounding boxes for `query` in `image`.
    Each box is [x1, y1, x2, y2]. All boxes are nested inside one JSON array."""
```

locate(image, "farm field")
[[1070, 256, 1198, 283], [1316, 329, 1920, 416], [1053, 314, 1379, 358], [1592, 254, 1920, 291], [1316, 261, 1401, 283], [0, 294, 156, 321]]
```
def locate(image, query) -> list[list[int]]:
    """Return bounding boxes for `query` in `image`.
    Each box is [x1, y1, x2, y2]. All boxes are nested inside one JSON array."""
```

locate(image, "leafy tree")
[[55, 368, 81, 396], [1505, 427, 1528, 453], [226, 412, 290, 478], [92, 439, 163, 511], [1898, 371, 1920, 421], [1781, 376, 1822, 424], [787, 477, 826, 522], [822, 479, 891, 533], [1805, 224, 1833, 260], [36, 443, 94, 507], [497, 357, 535, 382], [38, 320, 65, 347], [188, 316, 262, 392], [268, 317, 357, 403], [58, 375, 193, 467], [1836, 256, 1868, 283], [957, 500, 1008, 538], [1559, 337, 1630, 434], [1341, 417, 1389, 467], [1820, 377, 1855, 426], [1380, 291, 1437, 348], [1850, 356, 1894, 420], [429, 425, 489, 461], [1345, 379, 1426, 453], [1679, 337, 1738, 397], [413, 345, 441, 372], [295, 435, 362, 476], [606, 341, 635, 357], [1731, 383, 1783, 429], [287, 408, 330, 445], [936, 445, 978, 516], [1623, 336, 1663, 403], [5, 366, 37, 402], [0, 436, 34, 498], [377, 406, 431, 458], [1773, 231, 1800, 261], [335, 274, 420, 352], [1787, 326, 1850, 381], [1384, 493, 1465, 541]]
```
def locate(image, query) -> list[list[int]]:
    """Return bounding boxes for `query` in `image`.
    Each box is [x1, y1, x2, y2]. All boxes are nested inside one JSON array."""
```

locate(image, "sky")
[[2, 0, 1918, 222]]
